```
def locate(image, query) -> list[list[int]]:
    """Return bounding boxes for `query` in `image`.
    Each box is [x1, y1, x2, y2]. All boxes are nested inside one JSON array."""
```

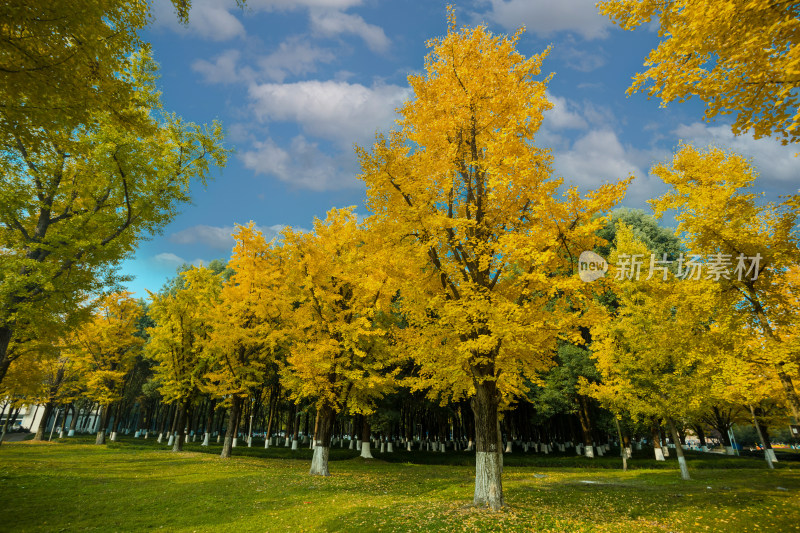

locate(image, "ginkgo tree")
[[357, 10, 629, 509], [69, 291, 144, 444], [146, 267, 221, 452], [599, 0, 800, 144], [587, 223, 722, 480], [650, 143, 800, 423], [201, 225, 283, 459], [279, 208, 399, 476]]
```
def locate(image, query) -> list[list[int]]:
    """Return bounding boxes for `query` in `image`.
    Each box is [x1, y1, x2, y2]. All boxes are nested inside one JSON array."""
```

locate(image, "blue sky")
[[120, 0, 800, 297]]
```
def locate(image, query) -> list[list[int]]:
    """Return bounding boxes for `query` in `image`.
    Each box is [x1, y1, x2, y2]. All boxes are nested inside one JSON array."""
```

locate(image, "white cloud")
[[309, 10, 391, 52], [169, 223, 290, 250], [152, 0, 245, 41], [552, 129, 668, 206], [544, 93, 588, 131], [257, 36, 337, 82], [248, 80, 410, 148], [153, 253, 207, 268], [192, 49, 242, 84], [672, 122, 800, 187], [477, 0, 612, 40], [241, 135, 360, 190]]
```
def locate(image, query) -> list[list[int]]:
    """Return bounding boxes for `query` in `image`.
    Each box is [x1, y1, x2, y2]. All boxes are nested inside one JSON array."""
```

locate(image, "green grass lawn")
[[1, 436, 798, 532]]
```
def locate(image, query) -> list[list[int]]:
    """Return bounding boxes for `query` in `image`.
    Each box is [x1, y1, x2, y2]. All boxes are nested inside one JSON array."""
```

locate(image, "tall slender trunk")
[[614, 416, 627, 471], [472, 379, 503, 510], [0, 404, 13, 446], [172, 401, 187, 452], [265, 392, 278, 446], [576, 395, 594, 458], [310, 404, 336, 476], [221, 396, 242, 459], [668, 419, 690, 480], [96, 405, 110, 445], [0, 326, 14, 387], [34, 402, 54, 441]]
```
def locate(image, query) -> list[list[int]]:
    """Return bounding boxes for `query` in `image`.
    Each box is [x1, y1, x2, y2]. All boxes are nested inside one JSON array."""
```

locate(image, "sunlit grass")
[[1, 437, 798, 532]]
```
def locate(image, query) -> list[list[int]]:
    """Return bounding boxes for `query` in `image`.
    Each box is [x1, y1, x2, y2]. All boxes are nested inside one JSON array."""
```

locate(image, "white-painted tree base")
[[134, 431, 140, 438], [474, 451, 503, 510], [597, 446, 604, 456], [677, 455, 690, 480], [440, 443, 445, 453], [216, 435, 221, 443], [167, 435, 174, 446], [654, 447, 665, 461], [232, 438, 238, 448], [310, 445, 330, 476], [360, 441, 373, 459], [584, 446, 594, 458], [248, 436, 252, 447], [380, 442, 385, 453], [466, 439, 473, 452], [157, 433, 163, 443], [387, 442, 393, 453], [766, 448, 778, 462], [407, 441, 412, 451], [349, 440, 354, 450], [662, 446, 669, 457], [505, 441, 512, 453], [625, 446, 632, 458], [202, 433, 210, 446], [68, 429, 75, 437], [290, 439, 297, 450]]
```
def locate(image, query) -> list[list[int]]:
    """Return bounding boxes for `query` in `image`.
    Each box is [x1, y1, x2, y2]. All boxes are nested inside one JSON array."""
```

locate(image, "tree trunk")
[[310, 404, 336, 476], [651, 419, 664, 460], [172, 401, 187, 452], [0, 326, 14, 388], [33, 402, 54, 441], [668, 419, 690, 480], [67, 404, 78, 436], [221, 396, 242, 459], [360, 417, 373, 458], [749, 404, 774, 469], [202, 398, 216, 446], [95, 405, 110, 444], [471, 379, 503, 510], [576, 395, 594, 458], [614, 416, 627, 471]]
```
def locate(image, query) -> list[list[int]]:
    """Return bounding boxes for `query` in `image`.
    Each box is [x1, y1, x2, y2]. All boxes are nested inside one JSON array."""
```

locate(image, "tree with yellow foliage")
[[357, 10, 629, 508], [650, 144, 800, 422], [588, 223, 722, 480], [146, 267, 221, 452], [202, 225, 283, 459], [69, 292, 144, 444], [279, 208, 398, 476], [599, 0, 800, 143]]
